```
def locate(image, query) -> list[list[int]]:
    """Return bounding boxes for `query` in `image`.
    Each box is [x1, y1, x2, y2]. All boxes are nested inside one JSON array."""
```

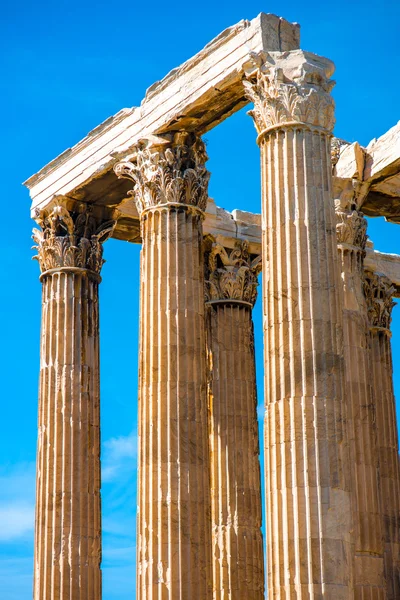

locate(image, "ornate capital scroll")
[[32, 204, 115, 275], [114, 131, 210, 216], [335, 208, 367, 251], [334, 178, 369, 254], [205, 238, 261, 307], [364, 270, 396, 331], [243, 51, 335, 135]]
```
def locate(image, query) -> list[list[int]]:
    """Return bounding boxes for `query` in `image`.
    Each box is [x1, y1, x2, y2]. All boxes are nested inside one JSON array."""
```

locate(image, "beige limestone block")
[[115, 132, 212, 599], [365, 241, 400, 295], [333, 141, 365, 181], [244, 50, 353, 598], [332, 122, 400, 222], [364, 271, 400, 600], [24, 13, 300, 218], [32, 205, 115, 600], [204, 239, 264, 599]]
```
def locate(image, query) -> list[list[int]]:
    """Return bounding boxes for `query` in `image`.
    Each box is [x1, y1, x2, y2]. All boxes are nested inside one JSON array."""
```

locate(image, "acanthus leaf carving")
[[243, 61, 335, 134], [32, 204, 115, 275], [205, 238, 261, 307], [114, 132, 210, 216], [335, 208, 367, 251], [334, 178, 370, 257], [363, 270, 396, 330]]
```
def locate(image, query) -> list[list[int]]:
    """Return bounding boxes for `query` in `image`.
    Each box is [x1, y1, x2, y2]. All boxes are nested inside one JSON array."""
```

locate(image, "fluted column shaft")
[[205, 241, 264, 599], [364, 271, 400, 600], [33, 206, 114, 600], [244, 54, 353, 598], [336, 206, 384, 598], [115, 132, 212, 599]]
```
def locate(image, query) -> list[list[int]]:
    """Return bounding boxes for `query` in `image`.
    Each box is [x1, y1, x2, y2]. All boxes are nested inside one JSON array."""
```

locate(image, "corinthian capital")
[[205, 239, 261, 307], [336, 209, 367, 251], [114, 131, 210, 216], [363, 270, 396, 331], [334, 177, 369, 252], [32, 204, 115, 275], [243, 50, 335, 135]]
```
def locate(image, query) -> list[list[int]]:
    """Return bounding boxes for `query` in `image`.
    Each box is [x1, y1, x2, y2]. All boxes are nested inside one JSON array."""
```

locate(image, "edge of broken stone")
[[23, 12, 299, 193]]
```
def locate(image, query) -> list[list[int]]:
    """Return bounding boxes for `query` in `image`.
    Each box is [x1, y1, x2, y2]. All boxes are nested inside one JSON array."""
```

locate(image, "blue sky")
[[2, 0, 400, 598]]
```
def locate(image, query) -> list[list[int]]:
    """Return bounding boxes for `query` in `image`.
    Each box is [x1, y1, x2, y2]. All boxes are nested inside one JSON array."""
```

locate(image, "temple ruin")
[[24, 12, 400, 599]]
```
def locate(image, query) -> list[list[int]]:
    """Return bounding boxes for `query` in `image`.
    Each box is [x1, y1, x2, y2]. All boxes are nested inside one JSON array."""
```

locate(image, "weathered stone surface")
[[333, 141, 365, 181], [246, 51, 354, 597], [334, 185, 385, 597], [365, 241, 400, 293], [32, 205, 114, 600], [116, 134, 212, 599], [205, 239, 264, 599], [333, 122, 400, 222], [24, 13, 299, 219], [26, 12, 400, 600], [364, 270, 400, 599]]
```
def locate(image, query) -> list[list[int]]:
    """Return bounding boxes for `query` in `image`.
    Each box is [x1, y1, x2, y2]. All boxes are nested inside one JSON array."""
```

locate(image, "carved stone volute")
[[205, 238, 261, 307], [364, 270, 396, 331], [336, 208, 367, 251], [114, 131, 210, 216], [32, 204, 115, 276], [243, 51, 335, 136]]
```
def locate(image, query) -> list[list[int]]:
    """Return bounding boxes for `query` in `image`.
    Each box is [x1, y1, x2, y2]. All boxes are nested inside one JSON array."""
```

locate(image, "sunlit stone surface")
[[25, 10, 400, 600]]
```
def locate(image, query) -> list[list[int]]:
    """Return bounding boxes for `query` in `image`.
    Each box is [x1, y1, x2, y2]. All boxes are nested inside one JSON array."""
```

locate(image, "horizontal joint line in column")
[[39, 267, 101, 283], [370, 326, 392, 336], [338, 242, 365, 254], [256, 121, 330, 145], [206, 299, 253, 309], [140, 203, 205, 219]]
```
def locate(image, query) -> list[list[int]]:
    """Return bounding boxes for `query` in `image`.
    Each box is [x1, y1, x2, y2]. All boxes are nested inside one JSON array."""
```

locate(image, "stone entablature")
[[23, 13, 300, 219], [24, 15, 400, 226], [24, 10, 400, 600]]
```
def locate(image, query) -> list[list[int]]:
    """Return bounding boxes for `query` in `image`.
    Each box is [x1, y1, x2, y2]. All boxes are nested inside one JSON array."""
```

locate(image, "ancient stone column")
[[32, 204, 114, 600], [335, 189, 385, 597], [115, 132, 212, 599], [364, 270, 400, 600], [244, 52, 353, 598], [204, 238, 264, 599]]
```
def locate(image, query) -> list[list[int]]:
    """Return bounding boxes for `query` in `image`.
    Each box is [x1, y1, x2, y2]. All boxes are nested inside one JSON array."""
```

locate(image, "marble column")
[[115, 132, 212, 599], [335, 191, 385, 597], [244, 52, 353, 598], [204, 238, 264, 599], [364, 270, 400, 600], [32, 204, 114, 600]]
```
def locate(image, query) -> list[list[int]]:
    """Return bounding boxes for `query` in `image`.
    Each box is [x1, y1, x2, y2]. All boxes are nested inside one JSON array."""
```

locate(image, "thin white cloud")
[[0, 503, 34, 541], [0, 462, 35, 542], [102, 431, 137, 483]]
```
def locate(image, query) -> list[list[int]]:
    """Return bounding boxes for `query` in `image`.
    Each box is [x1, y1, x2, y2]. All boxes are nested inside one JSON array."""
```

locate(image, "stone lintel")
[[334, 122, 400, 222], [205, 205, 400, 295], [24, 12, 299, 218], [114, 198, 400, 296], [32, 192, 400, 292], [365, 240, 400, 296]]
